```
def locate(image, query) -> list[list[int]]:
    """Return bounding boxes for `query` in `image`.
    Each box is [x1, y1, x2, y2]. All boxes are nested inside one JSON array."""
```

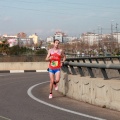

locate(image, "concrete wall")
[[0, 62, 49, 70], [58, 71, 120, 112]]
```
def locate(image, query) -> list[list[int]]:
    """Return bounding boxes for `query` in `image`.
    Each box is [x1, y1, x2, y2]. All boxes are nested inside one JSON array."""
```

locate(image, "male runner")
[[45, 39, 66, 99]]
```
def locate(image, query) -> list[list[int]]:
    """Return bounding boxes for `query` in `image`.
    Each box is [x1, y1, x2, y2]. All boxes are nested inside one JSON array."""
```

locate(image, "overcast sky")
[[0, 0, 120, 39]]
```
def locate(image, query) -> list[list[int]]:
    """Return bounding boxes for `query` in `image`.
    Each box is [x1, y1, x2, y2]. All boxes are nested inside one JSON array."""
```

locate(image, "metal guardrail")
[[62, 61, 120, 80], [66, 56, 120, 64]]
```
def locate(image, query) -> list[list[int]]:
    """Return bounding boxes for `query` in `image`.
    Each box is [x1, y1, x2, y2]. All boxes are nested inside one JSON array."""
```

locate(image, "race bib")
[[51, 61, 58, 67]]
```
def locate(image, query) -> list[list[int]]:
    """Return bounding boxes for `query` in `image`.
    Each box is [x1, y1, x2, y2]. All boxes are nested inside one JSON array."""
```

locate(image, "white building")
[[46, 36, 54, 43], [63, 37, 78, 43], [7, 39, 18, 47], [7, 38, 33, 47], [113, 32, 120, 43], [54, 31, 67, 43], [80, 33, 99, 45], [2, 34, 17, 38], [18, 38, 33, 47]]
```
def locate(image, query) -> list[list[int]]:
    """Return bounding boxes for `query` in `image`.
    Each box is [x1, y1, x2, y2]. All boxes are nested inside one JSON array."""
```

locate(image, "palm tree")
[[0, 40, 9, 55]]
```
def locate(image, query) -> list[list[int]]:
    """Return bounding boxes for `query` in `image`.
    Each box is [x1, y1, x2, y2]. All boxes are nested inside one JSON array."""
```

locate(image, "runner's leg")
[[49, 72, 55, 93], [55, 70, 60, 83]]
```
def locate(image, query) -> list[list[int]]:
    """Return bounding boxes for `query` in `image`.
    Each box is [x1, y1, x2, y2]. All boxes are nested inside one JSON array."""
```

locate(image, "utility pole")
[[101, 27, 102, 39], [111, 22, 114, 41], [111, 20, 114, 53], [116, 23, 119, 48], [98, 26, 100, 51], [100, 27, 103, 48], [98, 26, 103, 52]]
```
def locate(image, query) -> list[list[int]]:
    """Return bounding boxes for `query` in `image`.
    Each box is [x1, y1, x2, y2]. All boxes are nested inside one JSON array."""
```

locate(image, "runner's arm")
[[45, 49, 51, 61]]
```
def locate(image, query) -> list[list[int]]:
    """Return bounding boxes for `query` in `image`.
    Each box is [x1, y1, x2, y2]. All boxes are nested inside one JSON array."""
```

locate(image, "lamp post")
[[98, 25, 103, 53], [98, 25, 100, 52], [111, 20, 114, 41], [110, 20, 114, 54], [116, 23, 119, 48]]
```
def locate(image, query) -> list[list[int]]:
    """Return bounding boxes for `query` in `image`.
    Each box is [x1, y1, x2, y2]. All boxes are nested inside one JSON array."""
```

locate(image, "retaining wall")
[[58, 71, 120, 112], [0, 62, 49, 70]]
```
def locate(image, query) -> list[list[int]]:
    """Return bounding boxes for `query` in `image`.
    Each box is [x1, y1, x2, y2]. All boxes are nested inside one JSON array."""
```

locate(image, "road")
[[0, 72, 119, 120]]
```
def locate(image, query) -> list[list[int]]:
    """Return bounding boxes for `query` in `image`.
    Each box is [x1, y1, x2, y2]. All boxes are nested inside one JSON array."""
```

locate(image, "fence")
[[59, 56, 120, 111], [62, 56, 120, 80], [65, 56, 120, 64]]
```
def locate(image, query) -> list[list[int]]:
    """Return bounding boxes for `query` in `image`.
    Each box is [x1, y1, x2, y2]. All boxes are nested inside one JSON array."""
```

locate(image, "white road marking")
[[0, 115, 11, 120], [36, 70, 47, 72], [10, 70, 47, 73], [27, 81, 107, 120], [10, 70, 24, 73]]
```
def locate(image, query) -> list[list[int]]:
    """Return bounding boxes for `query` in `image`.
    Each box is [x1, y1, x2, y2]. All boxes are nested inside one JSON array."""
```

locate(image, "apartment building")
[[46, 36, 54, 43], [2, 34, 17, 39], [113, 32, 120, 43], [54, 31, 67, 43], [80, 32, 99, 45], [29, 33, 39, 44]]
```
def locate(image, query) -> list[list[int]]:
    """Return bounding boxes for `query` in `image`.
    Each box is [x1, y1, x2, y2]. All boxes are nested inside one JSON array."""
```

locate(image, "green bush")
[[35, 48, 47, 55]]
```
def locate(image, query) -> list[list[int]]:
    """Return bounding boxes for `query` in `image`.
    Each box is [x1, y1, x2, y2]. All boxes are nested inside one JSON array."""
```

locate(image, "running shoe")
[[49, 94, 52, 99]]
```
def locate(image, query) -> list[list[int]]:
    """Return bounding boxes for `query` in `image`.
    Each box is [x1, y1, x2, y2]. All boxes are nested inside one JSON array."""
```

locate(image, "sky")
[[0, 0, 120, 39]]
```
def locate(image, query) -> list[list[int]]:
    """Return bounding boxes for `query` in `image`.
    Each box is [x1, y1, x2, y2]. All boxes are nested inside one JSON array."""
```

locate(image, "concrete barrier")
[[0, 62, 49, 70], [58, 71, 120, 112]]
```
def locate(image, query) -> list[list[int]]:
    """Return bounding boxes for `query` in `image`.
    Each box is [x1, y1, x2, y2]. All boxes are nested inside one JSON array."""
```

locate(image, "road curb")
[[0, 70, 47, 73]]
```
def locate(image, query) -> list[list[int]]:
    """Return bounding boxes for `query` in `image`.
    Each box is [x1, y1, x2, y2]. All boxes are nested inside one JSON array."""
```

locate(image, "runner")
[[45, 39, 66, 99]]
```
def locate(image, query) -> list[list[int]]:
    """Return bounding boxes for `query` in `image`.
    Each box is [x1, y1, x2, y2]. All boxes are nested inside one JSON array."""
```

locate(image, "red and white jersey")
[[49, 49, 61, 69]]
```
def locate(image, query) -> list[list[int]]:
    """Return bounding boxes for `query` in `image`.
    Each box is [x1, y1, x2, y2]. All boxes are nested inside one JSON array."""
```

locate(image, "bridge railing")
[[62, 61, 120, 80], [65, 56, 120, 64]]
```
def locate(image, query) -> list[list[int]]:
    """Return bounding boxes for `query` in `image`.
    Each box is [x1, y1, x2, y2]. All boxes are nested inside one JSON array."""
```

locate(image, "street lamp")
[[116, 23, 119, 48], [111, 20, 114, 41], [98, 25, 103, 51], [110, 20, 115, 54], [98, 25, 100, 50]]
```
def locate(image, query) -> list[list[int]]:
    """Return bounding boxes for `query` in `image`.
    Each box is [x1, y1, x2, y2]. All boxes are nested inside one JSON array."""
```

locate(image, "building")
[[46, 34, 78, 44], [46, 36, 54, 43], [113, 32, 120, 43], [63, 37, 78, 43], [18, 38, 33, 47], [7, 39, 18, 47], [80, 32, 99, 45], [2, 34, 17, 39], [17, 32, 27, 38], [29, 33, 39, 45], [54, 31, 67, 43], [7, 38, 33, 47]]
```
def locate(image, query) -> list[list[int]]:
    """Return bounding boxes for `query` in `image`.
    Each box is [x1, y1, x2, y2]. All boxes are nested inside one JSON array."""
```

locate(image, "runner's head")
[[53, 39, 60, 48]]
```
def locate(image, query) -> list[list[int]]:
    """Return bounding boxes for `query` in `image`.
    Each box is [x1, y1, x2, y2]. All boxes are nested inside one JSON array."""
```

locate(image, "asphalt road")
[[0, 72, 120, 120]]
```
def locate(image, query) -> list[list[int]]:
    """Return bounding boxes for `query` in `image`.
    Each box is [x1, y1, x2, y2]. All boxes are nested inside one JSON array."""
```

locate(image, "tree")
[[35, 48, 47, 55], [8, 45, 32, 55], [0, 40, 9, 54]]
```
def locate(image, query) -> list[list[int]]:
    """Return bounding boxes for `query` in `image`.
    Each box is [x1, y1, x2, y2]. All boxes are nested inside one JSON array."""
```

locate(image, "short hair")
[[54, 39, 60, 43]]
